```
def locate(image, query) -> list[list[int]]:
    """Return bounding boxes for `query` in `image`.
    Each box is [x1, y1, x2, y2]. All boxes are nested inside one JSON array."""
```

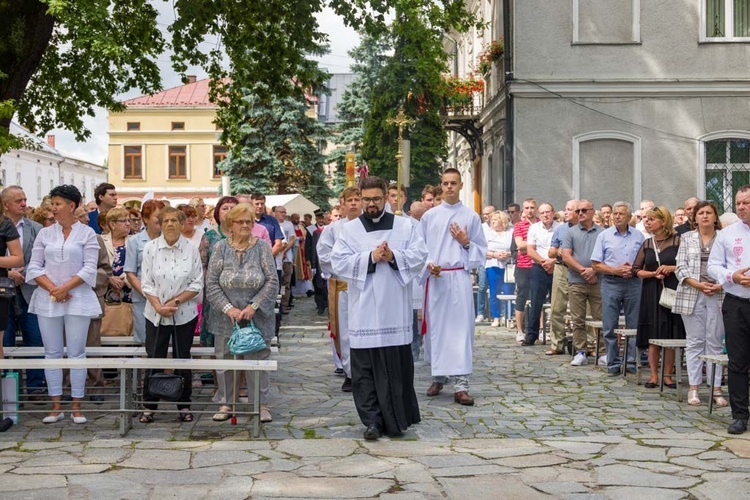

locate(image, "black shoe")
[[341, 377, 353, 392], [317, 307, 326, 315], [521, 340, 536, 346], [664, 381, 677, 389], [334, 368, 344, 376], [307, 290, 315, 297], [644, 382, 658, 389], [728, 419, 748, 435], [363, 423, 381, 441]]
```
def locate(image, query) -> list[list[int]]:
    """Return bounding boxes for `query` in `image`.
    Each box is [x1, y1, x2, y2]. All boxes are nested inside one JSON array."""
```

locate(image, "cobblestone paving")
[[1, 296, 749, 498]]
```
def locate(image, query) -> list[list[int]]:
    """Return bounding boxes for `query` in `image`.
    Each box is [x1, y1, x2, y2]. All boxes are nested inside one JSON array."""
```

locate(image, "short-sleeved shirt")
[[123, 230, 154, 303], [513, 219, 533, 269], [550, 222, 574, 265], [0, 217, 20, 278], [527, 221, 560, 261], [590, 225, 645, 269], [562, 223, 604, 284], [256, 214, 284, 243]]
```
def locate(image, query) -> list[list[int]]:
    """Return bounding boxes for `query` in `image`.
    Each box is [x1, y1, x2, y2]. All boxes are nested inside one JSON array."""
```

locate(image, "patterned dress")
[[198, 228, 227, 346]]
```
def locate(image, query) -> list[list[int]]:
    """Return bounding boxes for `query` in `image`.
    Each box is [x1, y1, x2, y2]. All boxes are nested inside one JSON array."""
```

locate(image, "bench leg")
[[622, 338, 629, 378], [119, 368, 133, 437], [675, 348, 683, 403], [593, 329, 601, 370], [708, 362, 716, 415], [252, 370, 261, 438], [659, 347, 666, 394], [636, 347, 641, 386]]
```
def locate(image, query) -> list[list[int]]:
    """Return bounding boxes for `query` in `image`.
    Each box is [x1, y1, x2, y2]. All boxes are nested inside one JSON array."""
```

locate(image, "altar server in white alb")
[[420, 168, 488, 406], [316, 186, 362, 393], [332, 176, 427, 441]]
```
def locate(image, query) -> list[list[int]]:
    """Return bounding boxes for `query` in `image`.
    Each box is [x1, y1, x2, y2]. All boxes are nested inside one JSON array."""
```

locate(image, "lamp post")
[[386, 106, 414, 216]]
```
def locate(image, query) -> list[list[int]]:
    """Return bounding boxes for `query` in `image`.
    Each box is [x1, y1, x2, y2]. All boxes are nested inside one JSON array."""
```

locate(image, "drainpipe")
[[502, 0, 514, 206]]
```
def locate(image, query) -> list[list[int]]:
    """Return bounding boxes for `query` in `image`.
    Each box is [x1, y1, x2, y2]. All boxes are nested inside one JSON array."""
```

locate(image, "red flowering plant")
[[441, 75, 485, 108], [476, 37, 504, 75]]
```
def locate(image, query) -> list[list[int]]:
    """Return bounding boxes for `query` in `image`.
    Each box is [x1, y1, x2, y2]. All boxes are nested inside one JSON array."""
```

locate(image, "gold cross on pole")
[[386, 106, 414, 215]]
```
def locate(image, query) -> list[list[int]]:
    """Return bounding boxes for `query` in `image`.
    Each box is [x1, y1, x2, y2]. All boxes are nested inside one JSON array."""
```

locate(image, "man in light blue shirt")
[[591, 201, 645, 374]]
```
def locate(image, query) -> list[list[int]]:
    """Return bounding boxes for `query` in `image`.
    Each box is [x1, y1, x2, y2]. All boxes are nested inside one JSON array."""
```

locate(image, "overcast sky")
[[50, 6, 359, 165]]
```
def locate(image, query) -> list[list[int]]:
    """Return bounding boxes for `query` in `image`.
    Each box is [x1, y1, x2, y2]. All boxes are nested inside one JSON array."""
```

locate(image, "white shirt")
[[527, 221, 560, 260], [141, 235, 203, 326], [280, 220, 296, 264], [26, 222, 101, 318], [485, 228, 513, 268], [708, 220, 750, 298]]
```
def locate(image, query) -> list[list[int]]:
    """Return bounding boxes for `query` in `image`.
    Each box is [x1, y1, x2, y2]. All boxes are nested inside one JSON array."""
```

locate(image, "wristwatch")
[[174, 299, 181, 306], [250, 302, 259, 310], [462, 242, 471, 250]]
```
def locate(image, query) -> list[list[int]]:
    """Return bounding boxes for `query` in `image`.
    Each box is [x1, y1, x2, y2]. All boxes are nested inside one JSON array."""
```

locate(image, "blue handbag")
[[228, 320, 266, 355]]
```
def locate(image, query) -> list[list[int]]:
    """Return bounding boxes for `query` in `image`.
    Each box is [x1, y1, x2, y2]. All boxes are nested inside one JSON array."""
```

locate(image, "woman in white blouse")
[[485, 211, 514, 327], [139, 207, 203, 424], [26, 185, 101, 425]]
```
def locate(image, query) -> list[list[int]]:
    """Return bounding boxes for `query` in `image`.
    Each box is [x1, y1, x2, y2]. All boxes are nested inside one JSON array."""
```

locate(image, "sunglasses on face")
[[575, 208, 592, 214]]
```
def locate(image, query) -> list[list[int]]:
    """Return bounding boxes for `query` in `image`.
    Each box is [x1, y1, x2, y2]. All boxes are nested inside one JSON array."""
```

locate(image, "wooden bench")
[[649, 339, 687, 402], [0, 357, 277, 437], [699, 354, 729, 414]]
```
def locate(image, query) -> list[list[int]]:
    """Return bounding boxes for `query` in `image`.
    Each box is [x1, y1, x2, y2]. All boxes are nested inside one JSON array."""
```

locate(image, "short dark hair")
[[360, 176, 388, 195], [49, 185, 83, 208], [94, 183, 115, 205], [601, 203, 612, 210], [442, 167, 461, 178], [507, 203, 520, 211], [250, 193, 266, 201], [213, 196, 239, 223]]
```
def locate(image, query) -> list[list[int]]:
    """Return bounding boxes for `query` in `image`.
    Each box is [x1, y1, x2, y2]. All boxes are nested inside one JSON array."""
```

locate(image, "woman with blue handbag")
[[206, 203, 278, 423]]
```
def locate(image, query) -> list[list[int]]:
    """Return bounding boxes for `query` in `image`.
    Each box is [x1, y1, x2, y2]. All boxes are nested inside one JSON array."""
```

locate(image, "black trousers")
[[142, 317, 197, 411], [723, 294, 750, 420], [313, 273, 328, 311], [351, 344, 420, 437], [526, 264, 553, 342]]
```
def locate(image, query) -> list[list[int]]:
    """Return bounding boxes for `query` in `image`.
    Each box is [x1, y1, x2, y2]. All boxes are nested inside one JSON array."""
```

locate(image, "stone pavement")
[[1, 295, 750, 498]]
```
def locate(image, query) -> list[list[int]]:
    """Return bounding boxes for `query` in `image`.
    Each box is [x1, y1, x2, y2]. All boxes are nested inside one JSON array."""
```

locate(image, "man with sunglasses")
[[562, 200, 604, 366], [523, 203, 559, 346]]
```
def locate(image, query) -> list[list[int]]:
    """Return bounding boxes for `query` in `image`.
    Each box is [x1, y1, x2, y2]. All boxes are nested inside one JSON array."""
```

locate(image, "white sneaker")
[[597, 355, 608, 366], [516, 331, 525, 342], [571, 352, 588, 366], [491, 318, 500, 327], [475, 315, 485, 323]]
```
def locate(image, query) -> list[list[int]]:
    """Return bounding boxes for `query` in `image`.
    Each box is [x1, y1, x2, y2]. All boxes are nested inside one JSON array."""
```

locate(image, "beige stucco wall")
[[108, 107, 222, 196]]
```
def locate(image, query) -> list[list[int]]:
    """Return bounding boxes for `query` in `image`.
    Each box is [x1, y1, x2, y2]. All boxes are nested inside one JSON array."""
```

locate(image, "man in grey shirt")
[[562, 200, 604, 367]]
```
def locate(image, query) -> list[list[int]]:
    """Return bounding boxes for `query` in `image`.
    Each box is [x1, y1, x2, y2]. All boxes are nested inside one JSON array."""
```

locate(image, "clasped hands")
[[226, 304, 256, 322], [732, 267, 750, 288], [372, 242, 394, 264]]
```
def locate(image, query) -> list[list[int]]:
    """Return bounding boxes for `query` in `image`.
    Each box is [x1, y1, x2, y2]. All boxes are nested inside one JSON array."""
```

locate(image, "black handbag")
[[147, 322, 184, 402], [0, 277, 17, 299]]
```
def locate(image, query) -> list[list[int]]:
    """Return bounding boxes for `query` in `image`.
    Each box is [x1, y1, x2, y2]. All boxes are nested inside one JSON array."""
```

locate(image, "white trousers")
[[338, 290, 351, 379], [38, 315, 91, 398], [331, 338, 343, 369], [682, 293, 725, 387]]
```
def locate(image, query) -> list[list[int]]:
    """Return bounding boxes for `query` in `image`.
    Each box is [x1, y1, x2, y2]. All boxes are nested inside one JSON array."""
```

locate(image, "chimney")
[[46, 135, 55, 147], [186, 75, 197, 84]]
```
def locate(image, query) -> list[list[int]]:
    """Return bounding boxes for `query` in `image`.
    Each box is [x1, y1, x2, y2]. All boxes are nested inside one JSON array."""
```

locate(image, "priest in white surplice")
[[420, 168, 488, 406], [332, 177, 427, 440]]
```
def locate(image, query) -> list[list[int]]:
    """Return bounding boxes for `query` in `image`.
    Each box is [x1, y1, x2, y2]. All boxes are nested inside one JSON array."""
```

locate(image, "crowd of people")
[[473, 194, 750, 435], [2, 177, 750, 439], [0, 183, 312, 426]]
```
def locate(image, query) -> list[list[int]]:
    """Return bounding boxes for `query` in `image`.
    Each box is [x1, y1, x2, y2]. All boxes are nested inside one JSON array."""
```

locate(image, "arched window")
[[572, 131, 642, 204], [701, 132, 750, 213]]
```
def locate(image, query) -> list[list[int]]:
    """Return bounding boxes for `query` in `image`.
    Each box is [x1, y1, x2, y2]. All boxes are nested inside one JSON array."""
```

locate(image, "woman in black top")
[[0, 203, 24, 358]]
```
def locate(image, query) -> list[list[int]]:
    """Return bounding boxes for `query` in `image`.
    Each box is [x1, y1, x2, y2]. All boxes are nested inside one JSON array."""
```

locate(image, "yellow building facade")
[[107, 77, 225, 204]]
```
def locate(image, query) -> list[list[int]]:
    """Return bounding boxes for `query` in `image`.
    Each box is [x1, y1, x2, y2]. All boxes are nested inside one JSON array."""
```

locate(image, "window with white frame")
[[705, 138, 750, 213], [704, 0, 750, 40]]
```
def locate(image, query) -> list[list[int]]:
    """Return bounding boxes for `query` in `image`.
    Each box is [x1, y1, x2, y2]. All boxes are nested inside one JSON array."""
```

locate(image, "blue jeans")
[[526, 264, 553, 343], [600, 275, 641, 371], [486, 267, 514, 319], [475, 266, 488, 317], [4, 294, 45, 390]]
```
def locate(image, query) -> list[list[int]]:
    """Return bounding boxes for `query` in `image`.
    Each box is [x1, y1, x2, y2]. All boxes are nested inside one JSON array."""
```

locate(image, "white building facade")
[[448, 0, 750, 213], [0, 124, 107, 206]]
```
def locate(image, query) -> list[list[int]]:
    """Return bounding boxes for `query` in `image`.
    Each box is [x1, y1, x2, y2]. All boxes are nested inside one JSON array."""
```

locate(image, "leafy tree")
[[219, 83, 334, 209], [362, 0, 475, 200], [327, 32, 391, 192]]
